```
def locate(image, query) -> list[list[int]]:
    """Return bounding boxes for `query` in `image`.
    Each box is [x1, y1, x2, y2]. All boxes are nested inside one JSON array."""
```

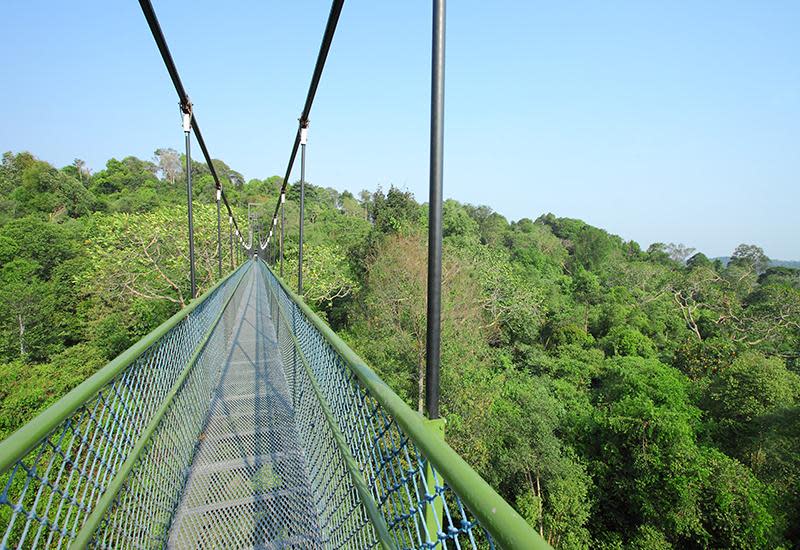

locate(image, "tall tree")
[[72, 158, 88, 184], [730, 243, 770, 274], [153, 148, 181, 185]]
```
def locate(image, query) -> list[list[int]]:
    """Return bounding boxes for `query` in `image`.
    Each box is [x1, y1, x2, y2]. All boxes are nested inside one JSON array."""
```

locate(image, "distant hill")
[[714, 257, 800, 269]]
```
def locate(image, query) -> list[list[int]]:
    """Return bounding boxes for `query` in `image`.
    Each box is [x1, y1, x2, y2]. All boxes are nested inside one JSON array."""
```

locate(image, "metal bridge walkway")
[[0, 260, 547, 549], [168, 268, 323, 549]]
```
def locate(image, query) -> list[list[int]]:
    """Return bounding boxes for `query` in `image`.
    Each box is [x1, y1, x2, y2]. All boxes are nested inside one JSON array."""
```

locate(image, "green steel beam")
[[262, 260, 550, 550], [260, 263, 396, 550], [72, 261, 251, 548], [0, 263, 247, 475]]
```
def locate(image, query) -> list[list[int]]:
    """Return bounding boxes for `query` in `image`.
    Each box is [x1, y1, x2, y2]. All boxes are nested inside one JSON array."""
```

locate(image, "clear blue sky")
[[1, 2, 798, 258]]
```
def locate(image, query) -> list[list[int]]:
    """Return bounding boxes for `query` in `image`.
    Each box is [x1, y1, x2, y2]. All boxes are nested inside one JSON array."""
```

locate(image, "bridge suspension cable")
[[138, 0, 248, 295], [260, 0, 345, 296]]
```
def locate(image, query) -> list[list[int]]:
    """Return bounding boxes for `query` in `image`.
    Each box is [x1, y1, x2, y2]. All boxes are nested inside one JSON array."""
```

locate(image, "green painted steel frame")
[[261, 260, 550, 550], [0, 263, 248, 476]]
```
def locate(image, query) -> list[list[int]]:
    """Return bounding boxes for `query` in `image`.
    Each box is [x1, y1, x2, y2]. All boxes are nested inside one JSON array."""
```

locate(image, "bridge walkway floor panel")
[[168, 268, 324, 549]]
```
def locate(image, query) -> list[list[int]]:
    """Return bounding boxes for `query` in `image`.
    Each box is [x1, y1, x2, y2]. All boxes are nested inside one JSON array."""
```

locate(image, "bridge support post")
[[183, 110, 197, 299], [229, 216, 233, 271], [270, 217, 276, 268], [216, 188, 222, 278], [425, 0, 446, 419], [298, 125, 308, 295], [291, 305, 298, 408], [280, 192, 285, 278], [422, 417, 446, 545]]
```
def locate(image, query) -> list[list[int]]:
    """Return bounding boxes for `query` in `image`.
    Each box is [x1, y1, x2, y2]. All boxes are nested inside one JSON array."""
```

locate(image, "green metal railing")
[[259, 260, 548, 550], [0, 262, 251, 549]]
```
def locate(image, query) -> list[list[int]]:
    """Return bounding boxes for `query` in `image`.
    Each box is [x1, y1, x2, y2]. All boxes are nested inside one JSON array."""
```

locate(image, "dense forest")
[[1, 150, 798, 548]]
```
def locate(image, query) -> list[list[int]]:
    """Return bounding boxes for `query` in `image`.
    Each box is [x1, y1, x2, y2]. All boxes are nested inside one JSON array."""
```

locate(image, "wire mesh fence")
[[260, 261, 497, 550], [267, 269, 380, 549], [0, 263, 249, 549]]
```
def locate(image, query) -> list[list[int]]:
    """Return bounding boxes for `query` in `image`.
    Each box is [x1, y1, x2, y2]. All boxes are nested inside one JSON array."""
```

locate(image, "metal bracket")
[[181, 100, 193, 132]]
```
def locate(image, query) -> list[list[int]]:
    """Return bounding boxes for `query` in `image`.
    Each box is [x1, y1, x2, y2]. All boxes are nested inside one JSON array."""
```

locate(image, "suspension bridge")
[[0, 1, 549, 548]]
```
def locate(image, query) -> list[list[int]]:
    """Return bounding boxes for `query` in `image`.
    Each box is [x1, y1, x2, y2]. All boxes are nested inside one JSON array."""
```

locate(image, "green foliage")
[[2, 149, 797, 548], [91, 156, 158, 195], [696, 447, 775, 548], [10, 158, 94, 218], [367, 186, 421, 234], [0, 343, 104, 439], [83, 204, 228, 308], [443, 199, 479, 239], [673, 336, 739, 380], [487, 370, 592, 547], [584, 357, 779, 546], [293, 241, 359, 306], [730, 243, 770, 274], [703, 351, 799, 454]]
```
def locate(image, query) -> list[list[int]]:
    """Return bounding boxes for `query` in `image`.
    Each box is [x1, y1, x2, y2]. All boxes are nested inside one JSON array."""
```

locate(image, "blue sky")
[[1, 2, 798, 258]]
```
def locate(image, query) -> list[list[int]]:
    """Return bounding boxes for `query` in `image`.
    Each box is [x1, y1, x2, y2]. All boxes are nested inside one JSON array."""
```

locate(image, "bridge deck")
[[168, 268, 324, 549]]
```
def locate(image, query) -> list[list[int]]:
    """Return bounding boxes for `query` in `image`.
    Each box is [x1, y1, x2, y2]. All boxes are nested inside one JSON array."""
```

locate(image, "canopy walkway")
[[0, 260, 547, 549]]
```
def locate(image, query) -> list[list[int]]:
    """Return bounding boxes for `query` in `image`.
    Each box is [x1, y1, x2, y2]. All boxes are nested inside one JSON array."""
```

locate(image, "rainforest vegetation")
[[1, 150, 798, 548]]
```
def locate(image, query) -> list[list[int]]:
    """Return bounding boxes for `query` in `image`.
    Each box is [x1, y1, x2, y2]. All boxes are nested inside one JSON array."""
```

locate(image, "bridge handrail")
[[262, 260, 548, 550], [0, 265, 246, 475], [0, 263, 251, 549]]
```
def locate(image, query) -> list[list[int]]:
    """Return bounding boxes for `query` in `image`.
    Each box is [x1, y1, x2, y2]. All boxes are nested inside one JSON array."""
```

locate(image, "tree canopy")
[[1, 150, 798, 548]]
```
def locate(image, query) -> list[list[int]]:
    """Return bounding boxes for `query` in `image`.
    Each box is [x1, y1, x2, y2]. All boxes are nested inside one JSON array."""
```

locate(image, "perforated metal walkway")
[[168, 269, 324, 549]]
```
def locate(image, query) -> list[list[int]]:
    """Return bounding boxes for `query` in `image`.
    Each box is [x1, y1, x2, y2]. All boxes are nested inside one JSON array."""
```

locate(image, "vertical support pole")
[[183, 111, 197, 300], [292, 305, 298, 409], [422, 4, 446, 542], [280, 192, 285, 278], [271, 217, 277, 268], [425, 0, 445, 420], [216, 188, 222, 278], [422, 418, 446, 544], [298, 125, 308, 295], [229, 216, 234, 271]]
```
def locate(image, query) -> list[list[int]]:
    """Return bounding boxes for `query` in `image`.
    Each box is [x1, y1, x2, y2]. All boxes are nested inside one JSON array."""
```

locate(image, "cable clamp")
[[299, 119, 309, 145], [216, 188, 221, 201], [229, 216, 233, 225], [181, 100, 193, 132], [281, 193, 286, 204], [273, 218, 277, 226]]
